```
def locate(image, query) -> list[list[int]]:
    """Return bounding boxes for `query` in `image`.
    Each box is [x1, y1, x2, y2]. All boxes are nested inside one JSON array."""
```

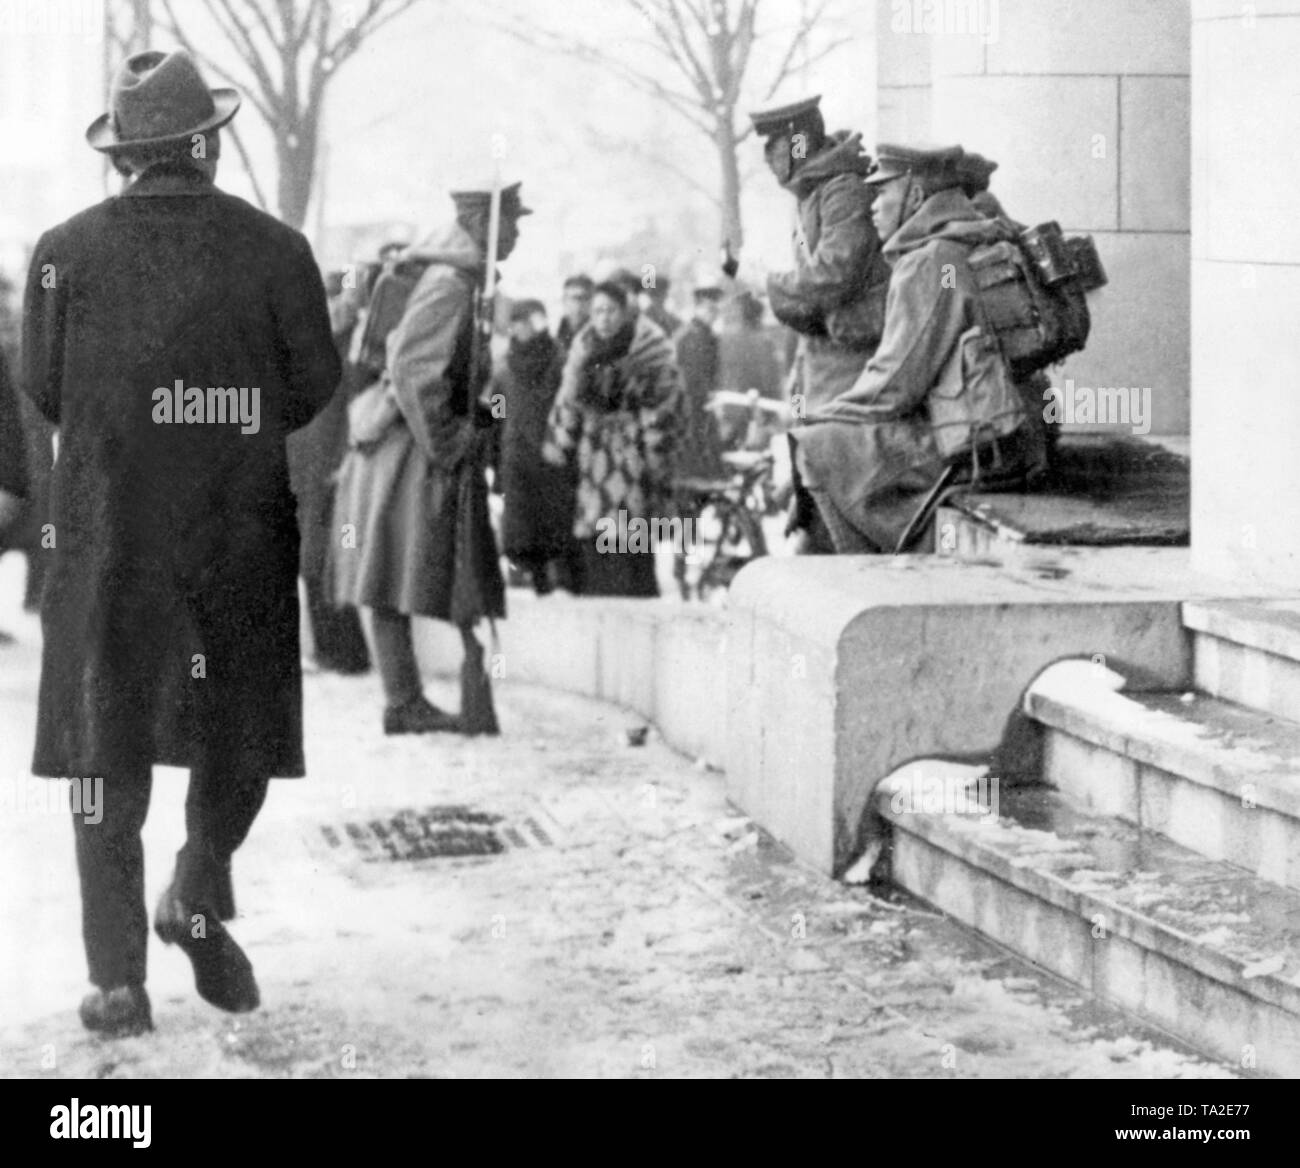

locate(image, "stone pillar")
[[878, 0, 1192, 436], [1190, 0, 1300, 586]]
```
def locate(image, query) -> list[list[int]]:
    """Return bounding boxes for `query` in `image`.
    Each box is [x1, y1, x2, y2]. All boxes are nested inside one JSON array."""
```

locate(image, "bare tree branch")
[[327, 0, 423, 65], [490, 16, 716, 135], [209, 0, 281, 100], [660, 0, 718, 105], [297, 0, 324, 54], [151, 0, 424, 229], [272, 0, 297, 44], [586, 127, 722, 208], [627, 0, 708, 105], [224, 119, 271, 210], [758, 0, 829, 101], [235, 0, 281, 48], [158, 0, 279, 123], [722, 0, 757, 108]]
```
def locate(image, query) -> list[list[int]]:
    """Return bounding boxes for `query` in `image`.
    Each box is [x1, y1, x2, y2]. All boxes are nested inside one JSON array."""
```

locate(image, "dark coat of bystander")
[[497, 329, 574, 563], [22, 168, 340, 780]]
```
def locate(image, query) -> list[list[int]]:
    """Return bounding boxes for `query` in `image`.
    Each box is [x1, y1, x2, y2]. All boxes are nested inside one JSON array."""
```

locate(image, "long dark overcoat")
[[0, 348, 27, 501], [287, 319, 359, 584], [22, 168, 340, 780], [673, 318, 725, 480], [497, 330, 575, 561], [328, 222, 505, 626]]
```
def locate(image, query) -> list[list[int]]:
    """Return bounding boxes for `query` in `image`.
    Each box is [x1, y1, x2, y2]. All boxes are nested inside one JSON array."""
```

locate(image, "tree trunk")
[[132, 0, 152, 48], [715, 121, 744, 252], [275, 119, 318, 230]]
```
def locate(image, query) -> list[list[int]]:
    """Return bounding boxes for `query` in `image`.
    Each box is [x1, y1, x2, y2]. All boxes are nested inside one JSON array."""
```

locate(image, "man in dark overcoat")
[[496, 299, 580, 595], [22, 50, 339, 1035], [287, 271, 372, 674], [673, 286, 726, 480]]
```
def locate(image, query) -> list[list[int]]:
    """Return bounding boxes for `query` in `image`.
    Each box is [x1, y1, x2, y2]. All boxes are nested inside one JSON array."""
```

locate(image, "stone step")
[[875, 762, 1300, 1076], [1186, 600, 1300, 725], [1025, 661, 1300, 891]]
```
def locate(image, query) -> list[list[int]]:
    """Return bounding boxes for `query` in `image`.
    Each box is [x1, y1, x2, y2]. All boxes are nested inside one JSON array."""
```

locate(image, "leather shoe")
[[155, 886, 260, 1013], [79, 985, 153, 1037], [383, 695, 460, 735]]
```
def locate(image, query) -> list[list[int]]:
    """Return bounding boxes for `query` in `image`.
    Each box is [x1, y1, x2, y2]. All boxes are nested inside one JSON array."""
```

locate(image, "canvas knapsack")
[[354, 258, 430, 379], [967, 221, 1104, 379], [928, 323, 1027, 464]]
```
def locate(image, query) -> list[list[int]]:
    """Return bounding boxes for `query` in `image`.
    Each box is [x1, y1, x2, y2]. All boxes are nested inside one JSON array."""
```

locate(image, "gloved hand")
[[720, 239, 740, 280], [348, 381, 402, 451]]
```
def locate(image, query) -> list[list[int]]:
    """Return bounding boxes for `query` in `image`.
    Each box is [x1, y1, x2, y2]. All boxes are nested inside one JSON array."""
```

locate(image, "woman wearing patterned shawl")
[[542, 281, 683, 597]]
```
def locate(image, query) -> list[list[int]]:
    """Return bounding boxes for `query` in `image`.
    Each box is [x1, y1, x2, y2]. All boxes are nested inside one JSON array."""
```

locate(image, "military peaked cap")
[[864, 143, 966, 187], [450, 181, 532, 218], [748, 95, 823, 139]]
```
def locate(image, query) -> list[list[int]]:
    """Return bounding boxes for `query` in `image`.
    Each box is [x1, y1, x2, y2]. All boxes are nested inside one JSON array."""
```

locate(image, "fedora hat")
[[87, 50, 240, 153]]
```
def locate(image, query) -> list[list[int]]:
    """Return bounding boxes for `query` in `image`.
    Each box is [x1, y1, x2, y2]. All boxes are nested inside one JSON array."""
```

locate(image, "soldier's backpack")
[[967, 221, 1106, 379], [354, 258, 430, 379], [928, 323, 1027, 464]]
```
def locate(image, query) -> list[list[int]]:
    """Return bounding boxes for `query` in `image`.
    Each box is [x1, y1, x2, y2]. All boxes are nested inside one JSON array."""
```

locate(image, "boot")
[[458, 628, 499, 737], [79, 985, 153, 1037], [383, 695, 460, 735]]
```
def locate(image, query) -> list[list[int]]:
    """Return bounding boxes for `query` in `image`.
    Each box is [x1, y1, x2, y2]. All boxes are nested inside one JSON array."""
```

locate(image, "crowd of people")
[[0, 48, 1071, 1038]]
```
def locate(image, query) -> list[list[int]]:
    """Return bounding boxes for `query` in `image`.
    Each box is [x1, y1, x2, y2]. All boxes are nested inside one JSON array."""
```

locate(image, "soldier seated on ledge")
[[788, 143, 1049, 554]]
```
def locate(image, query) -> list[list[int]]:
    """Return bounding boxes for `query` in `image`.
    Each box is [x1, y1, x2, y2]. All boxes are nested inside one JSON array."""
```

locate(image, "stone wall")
[[876, 0, 1191, 436]]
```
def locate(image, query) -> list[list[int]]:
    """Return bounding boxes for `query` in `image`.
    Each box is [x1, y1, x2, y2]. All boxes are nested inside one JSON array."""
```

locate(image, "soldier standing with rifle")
[[330, 180, 529, 736]]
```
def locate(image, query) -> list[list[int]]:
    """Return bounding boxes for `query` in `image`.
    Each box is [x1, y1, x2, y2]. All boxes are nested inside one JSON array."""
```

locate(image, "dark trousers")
[[786, 434, 836, 554], [70, 761, 269, 990], [304, 574, 370, 672], [366, 607, 424, 708]]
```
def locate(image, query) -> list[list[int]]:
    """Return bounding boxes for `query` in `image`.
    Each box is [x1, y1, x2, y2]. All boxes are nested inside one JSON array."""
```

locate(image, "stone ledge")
[[412, 593, 731, 769], [417, 548, 1300, 879], [1185, 599, 1300, 663], [726, 547, 1297, 876]]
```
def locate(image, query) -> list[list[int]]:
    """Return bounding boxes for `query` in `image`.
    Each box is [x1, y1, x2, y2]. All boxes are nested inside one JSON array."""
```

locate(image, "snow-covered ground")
[[0, 551, 1231, 1077]]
